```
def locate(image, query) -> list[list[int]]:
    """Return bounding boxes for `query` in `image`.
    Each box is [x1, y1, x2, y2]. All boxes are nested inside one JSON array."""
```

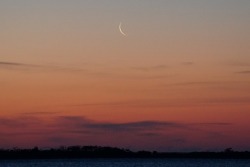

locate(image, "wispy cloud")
[[0, 62, 25, 66], [192, 122, 232, 126], [55, 116, 232, 137], [21, 111, 61, 115], [132, 65, 168, 72], [56, 116, 182, 133], [168, 81, 218, 86], [181, 62, 194, 66], [199, 97, 250, 104], [70, 99, 182, 108], [236, 70, 250, 74], [0, 115, 213, 134], [0, 61, 39, 68], [0, 116, 41, 128], [227, 62, 250, 67], [85, 121, 179, 132], [0, 61, 86, 72], [71, 100, 140, 107]]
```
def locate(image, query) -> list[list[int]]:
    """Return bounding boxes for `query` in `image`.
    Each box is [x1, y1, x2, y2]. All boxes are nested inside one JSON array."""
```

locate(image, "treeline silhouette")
[[0, 146, 250, 159]]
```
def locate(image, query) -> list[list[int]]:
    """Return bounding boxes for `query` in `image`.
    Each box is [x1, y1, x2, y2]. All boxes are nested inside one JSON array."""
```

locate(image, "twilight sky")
[[1, 0, 250, 151]]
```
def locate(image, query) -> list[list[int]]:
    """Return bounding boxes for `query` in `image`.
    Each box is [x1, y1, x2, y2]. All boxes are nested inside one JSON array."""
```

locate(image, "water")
[[0, 159, 250, 167]]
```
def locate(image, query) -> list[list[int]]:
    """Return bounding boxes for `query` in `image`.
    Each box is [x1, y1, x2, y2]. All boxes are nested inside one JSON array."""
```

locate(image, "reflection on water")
[[1, 159, 250, 167]]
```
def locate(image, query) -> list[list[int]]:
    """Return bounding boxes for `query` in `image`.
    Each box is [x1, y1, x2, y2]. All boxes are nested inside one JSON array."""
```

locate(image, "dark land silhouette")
[[0, 146, 250, 159]]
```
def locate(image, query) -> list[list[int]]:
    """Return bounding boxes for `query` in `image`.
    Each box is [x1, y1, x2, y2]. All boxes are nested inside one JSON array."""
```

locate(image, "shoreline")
[[1, 146, 250, 160]]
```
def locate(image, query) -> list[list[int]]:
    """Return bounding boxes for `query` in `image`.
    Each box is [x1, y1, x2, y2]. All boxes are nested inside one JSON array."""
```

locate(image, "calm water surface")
[[1, 159, 250, 167]]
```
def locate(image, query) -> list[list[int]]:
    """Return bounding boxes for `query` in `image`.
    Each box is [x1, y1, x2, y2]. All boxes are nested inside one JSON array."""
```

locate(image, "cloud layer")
[[0, 114, 233, 151]]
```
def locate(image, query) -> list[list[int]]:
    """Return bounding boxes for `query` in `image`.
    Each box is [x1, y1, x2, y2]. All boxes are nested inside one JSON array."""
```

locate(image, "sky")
[[0, 0, 250, 152]]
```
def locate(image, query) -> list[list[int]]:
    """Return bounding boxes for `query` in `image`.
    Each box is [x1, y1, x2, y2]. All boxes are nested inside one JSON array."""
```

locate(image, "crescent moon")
[[119, 22, 127, 36]]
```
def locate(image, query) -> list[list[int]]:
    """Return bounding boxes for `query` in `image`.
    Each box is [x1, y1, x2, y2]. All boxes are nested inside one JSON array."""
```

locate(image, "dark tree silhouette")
[[0, 146, 249, 160]]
